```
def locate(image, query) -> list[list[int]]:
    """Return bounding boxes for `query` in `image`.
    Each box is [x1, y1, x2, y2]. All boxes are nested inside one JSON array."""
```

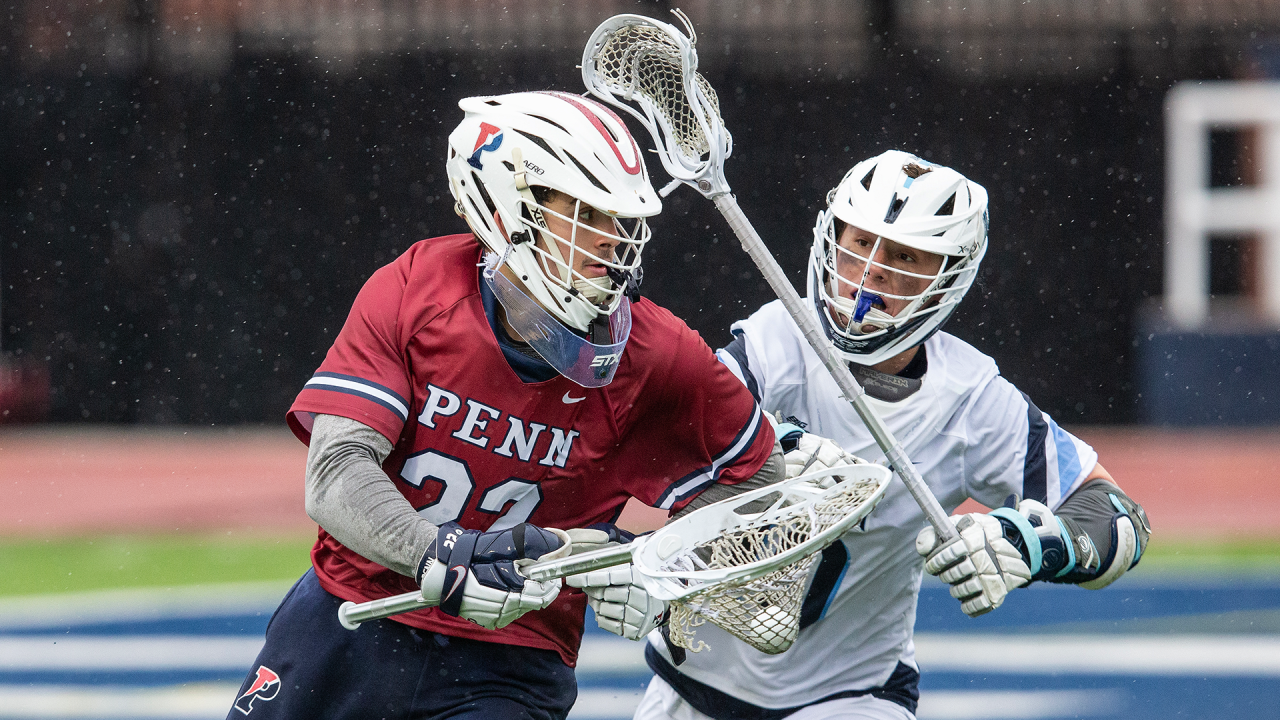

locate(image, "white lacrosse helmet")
[[445, 91, 661, 333], [806, 150, 989, 366]]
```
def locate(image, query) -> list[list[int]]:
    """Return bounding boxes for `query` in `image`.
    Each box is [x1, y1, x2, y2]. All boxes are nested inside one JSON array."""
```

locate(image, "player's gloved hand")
[[915, 513, 1032, 617], [778, 427, 864, 487], [417, 522, 572, 630], [567, 563, 668, 641], [564, 523, 637, 556]]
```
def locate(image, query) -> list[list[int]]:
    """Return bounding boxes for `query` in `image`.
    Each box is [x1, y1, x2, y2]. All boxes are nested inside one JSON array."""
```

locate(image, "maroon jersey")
[[287, 234, 774, 665]]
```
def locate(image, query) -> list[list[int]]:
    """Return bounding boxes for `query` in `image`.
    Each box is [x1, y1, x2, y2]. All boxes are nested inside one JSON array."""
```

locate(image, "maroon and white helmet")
[[807, 150, 989, 366], [446, 91, 661, 332]]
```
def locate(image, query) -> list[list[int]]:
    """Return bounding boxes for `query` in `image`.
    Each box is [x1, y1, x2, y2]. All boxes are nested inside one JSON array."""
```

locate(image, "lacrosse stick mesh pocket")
[[590, 22, 721, 162], [663, 474, 882, 655]]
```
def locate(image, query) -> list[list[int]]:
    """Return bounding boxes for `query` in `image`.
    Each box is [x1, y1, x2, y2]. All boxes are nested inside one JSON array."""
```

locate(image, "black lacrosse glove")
[[417, 522, 568, 622]]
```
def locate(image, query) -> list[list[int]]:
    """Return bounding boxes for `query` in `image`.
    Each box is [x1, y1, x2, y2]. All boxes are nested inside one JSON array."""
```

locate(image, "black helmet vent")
[[472, 172, 497, 215], [564, 152, 609, 193], [515, 130, 561, 162], [597, 118, 620, 142], [936, 193, 956, 216], [884, 194, 906, 224], [529, 114, 570, 134]]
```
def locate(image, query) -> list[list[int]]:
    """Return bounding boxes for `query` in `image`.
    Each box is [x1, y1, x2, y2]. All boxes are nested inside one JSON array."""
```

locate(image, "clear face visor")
[[822, 228, 962, 339], [483, 255, 631, 388], [518, 195, 650, 309]]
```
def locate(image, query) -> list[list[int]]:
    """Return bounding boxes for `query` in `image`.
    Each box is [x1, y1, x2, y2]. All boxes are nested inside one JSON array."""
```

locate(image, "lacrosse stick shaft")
[[337, 543, 634, 629], [712, 193, 957, 543]]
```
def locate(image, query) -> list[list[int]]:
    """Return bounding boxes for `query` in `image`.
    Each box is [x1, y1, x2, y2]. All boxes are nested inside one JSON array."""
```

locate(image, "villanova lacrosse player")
[[581, 150, 1151, 720], [225, 91, 789, 720]]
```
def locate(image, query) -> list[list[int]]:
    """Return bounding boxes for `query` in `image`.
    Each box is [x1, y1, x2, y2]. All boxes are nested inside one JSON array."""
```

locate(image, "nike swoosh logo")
[[562, 392, 586, 404], [445, 566, 467, 599]]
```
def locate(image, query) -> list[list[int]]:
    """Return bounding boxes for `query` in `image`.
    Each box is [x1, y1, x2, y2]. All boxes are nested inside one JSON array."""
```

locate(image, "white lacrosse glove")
[[989, 498, 1079, 585], [417, 522, 572, 630], [915, 513, 1032, 617], [563, 523, 636, 556], [566, 563, 668, 641], [776, 420, 865, 487]]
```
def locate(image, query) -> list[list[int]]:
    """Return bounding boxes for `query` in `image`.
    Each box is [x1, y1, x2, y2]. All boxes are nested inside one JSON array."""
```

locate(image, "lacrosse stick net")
[[338, 464, 891, 655], [655, 470, 886, 653], [583, 11, 731, 195], [582, 12, 960, 545]]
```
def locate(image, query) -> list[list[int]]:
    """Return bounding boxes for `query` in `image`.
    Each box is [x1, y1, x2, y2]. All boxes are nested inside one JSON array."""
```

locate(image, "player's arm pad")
[[995, 480, 1150, 589]]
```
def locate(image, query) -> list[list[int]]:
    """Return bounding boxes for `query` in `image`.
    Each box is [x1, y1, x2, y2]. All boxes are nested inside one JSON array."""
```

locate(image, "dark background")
[[2, 2, 1277, 425]]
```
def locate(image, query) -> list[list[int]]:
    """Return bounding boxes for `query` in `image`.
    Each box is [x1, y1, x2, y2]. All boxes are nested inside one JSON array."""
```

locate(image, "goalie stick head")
[[633, 462, 892, 654], [445, 91, 660, 335], [338, 463, 893, 648], [807, 150, 989, 366]]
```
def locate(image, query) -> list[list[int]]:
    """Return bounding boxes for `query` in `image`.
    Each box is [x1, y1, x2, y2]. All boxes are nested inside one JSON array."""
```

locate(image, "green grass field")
[[0, 532, 1276, 597], [1134, 537, 1280, 575], [0, 532, 316, 597]]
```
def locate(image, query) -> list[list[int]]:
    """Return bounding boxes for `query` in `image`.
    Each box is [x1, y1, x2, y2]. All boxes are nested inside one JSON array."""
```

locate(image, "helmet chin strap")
[[511, 148, 549, 232], [512, 146, 568, 284]]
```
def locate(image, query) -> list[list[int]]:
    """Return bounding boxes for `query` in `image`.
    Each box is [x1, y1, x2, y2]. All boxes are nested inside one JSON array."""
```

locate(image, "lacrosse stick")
[[338, 463, 891, 654], [581, 11, 958, 545]]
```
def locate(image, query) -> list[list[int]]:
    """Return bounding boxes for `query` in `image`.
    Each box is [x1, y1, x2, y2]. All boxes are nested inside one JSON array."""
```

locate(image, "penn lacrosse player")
[[578, 150, 1150, 720], [225, 91, 790, 720]]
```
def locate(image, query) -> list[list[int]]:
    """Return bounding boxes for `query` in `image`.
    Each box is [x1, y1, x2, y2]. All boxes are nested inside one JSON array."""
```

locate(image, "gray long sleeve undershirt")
[[305, 413, 437, 578], [304, 413, 786, 579]]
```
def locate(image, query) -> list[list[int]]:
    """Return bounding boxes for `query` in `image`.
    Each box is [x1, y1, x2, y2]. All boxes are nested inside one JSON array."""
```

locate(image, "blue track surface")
[[1, 574, 1276, 719]]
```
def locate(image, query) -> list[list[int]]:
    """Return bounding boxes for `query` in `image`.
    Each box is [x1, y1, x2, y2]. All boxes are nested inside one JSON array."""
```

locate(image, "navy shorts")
[[226, 570, 577, 720]]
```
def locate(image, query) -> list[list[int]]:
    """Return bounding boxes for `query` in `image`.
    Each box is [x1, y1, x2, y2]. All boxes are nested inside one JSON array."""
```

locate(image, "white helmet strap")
[[511, 146, 575, 288]]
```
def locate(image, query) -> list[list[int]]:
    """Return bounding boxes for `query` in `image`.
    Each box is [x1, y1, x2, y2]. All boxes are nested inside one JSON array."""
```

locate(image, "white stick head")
[[581, 11, 733, 197], [638, 462, 892, 654]]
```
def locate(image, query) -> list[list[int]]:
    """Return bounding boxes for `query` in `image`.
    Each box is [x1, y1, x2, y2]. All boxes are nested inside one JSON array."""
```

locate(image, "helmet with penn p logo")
[[445, 91, 661, 334], [806, 150, 988, 366]]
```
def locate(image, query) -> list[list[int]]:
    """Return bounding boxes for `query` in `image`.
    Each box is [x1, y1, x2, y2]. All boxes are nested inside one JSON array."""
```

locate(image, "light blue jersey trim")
[[715, 348, 745, 384], [1049, 418, 1083, 498]]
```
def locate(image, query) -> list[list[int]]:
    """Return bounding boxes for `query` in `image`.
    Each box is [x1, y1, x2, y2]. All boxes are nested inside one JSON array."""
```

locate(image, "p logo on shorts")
[[234, 665, 281, 715]]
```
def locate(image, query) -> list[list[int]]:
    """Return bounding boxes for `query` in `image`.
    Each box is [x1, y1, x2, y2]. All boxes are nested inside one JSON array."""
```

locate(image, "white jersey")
[[646, 299, 1098, 711]]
